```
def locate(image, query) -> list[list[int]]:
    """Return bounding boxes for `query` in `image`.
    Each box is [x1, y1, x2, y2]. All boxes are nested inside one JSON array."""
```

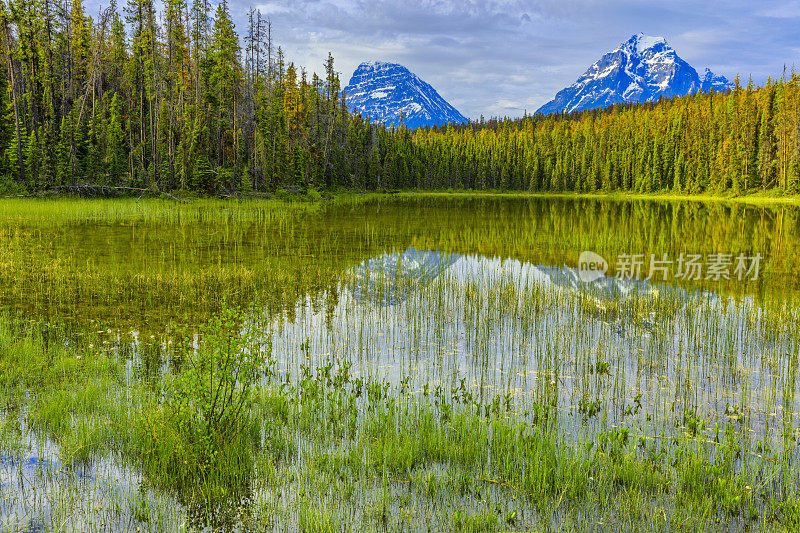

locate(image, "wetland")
[[1, 194, 799, 531]]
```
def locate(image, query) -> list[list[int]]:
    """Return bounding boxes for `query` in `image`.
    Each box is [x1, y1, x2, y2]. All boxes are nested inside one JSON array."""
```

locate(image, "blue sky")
[[194, 1, 800, 119]]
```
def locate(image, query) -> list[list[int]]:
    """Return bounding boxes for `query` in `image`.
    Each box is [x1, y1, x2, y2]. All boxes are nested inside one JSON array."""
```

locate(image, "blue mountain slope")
[[537, 33, 733, 115], [344, 61, 468, 129]]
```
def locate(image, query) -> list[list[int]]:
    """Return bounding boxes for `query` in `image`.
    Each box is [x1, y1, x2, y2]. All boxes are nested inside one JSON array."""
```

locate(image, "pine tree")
[[55, 117, 71, 185], [24, 128, 39, 189], [209, 0, 240, 169], [106, 93, 127, 181]]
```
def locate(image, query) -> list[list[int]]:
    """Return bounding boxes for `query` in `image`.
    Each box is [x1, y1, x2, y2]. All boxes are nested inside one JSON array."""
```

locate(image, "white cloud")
[[252, 2, 293, 15], [758, 1, 800, 18]]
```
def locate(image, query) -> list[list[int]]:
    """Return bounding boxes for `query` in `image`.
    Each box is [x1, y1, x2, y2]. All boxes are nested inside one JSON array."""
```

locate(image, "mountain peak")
[[345, 61, 467, 129], [536, 34, 732, 115], [623, 33, 668, 52], [701, 67, 732, 92], [357, 60, 404, 72]]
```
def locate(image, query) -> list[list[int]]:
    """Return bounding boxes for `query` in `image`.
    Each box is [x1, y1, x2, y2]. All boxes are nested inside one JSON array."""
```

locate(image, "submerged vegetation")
[[1, 195, 797, 328], [0, 195, 799, 531]]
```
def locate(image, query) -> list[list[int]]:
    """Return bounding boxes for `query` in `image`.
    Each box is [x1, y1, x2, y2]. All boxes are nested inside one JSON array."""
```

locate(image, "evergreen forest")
[[1, 0, 798, 195]]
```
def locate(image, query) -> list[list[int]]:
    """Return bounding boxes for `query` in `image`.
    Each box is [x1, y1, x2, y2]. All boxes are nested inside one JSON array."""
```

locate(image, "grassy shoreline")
[[4, 188, 800, 208], [396, 189, 800, 206]]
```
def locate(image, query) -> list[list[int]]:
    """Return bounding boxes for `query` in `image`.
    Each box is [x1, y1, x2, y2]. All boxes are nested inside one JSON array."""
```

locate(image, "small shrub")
[[275, 188, 292, 201], [136, 307, 268, 502], [0, 175, 26, 196], [306, 187, 322, 202]]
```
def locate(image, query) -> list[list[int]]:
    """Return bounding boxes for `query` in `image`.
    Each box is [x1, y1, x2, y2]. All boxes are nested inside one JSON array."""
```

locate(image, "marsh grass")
[[1, 195, 800, 530]]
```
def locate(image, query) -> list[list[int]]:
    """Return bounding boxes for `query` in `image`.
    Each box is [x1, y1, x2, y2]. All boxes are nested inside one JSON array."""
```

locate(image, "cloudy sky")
[[198, 1, 800, 119]]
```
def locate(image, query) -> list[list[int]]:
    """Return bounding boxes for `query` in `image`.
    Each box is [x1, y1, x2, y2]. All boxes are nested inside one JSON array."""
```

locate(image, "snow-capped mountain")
[[537, 33, 733, 115], [344, 61, 468, 129], [700, 68, 733, 93]]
